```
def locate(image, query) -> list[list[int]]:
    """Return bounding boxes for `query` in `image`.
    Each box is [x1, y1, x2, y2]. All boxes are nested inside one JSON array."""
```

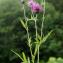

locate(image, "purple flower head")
[[28, 0, 43, 13]]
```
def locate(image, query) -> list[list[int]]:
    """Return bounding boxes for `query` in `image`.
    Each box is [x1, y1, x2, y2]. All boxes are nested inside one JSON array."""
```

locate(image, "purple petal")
[[28, 0, 43, 13]]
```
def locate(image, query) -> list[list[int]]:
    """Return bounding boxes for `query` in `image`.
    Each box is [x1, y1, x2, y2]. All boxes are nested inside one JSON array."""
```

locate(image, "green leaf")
[[11, 50, 23, 61], [47, 57, 57, 63], [27, 57, 30, 63], [34, 34, 42, 56], [34, 44, 38, 56], [20, 18, 26, 29], [22, 52, 27, 62], [37, 34, 42, 41], [28, 37, 32, 47], [39, 30, 53, 46], [57, 58, 63, 63], [35, 34, 42, 44]]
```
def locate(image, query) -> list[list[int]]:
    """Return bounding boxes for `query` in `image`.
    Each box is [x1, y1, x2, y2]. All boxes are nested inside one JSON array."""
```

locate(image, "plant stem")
[[23, 4, 27, 20], [26, 16, 33, 59], [23, 4, 29, 45], [37, 0, 45, 63], [23, 3, 33, 59], [26, 22, 29, 41], [35, 15, 37, 39], [37, 45, 39, 63], [41, 0, 45, 38], [34, 15, 40, 63]]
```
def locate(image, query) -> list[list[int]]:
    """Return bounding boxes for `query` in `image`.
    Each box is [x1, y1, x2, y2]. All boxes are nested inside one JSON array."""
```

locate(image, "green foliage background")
[[0, 0, 63, 63]]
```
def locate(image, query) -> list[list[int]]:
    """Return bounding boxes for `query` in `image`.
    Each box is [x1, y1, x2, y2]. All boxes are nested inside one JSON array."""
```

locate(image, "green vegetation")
[[0, 0, 63, 63]]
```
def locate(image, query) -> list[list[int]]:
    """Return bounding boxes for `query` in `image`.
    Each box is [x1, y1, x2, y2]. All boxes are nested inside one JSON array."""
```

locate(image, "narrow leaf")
[[11, 50, 23, 61], [28, 57, 30, 63], [20, 19, 26, 29], [34, 44, 38, 56], [22, 52, 27, 62], [40, 30, 53, 46]]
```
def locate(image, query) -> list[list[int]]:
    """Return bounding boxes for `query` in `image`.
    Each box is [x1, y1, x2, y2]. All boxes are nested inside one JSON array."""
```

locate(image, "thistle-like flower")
[[28, 0, 43, 13]]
